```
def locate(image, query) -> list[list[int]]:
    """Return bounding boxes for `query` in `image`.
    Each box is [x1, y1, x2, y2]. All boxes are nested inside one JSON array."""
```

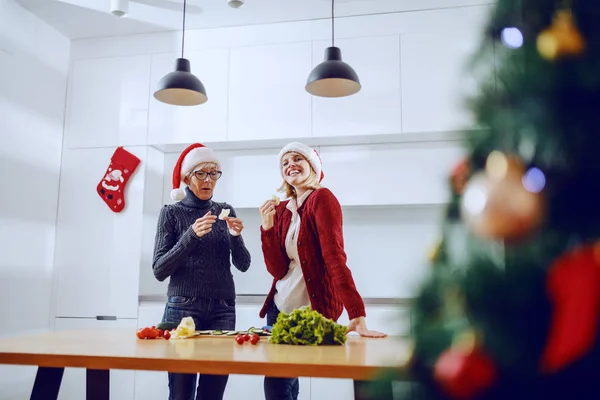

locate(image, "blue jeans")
[[263, 302, 394, 400], [161, 296, 236, 400], [264, 301, 300, 400]]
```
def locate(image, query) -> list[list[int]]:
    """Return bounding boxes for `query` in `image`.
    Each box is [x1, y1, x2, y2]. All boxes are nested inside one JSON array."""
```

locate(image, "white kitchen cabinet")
[[53, 147, 144, 319], [318, 142, 466, 206], [311, 35, 402, 137], [229, 209, 273, 296], [400, 29, 481, 133], [64, 55, 150, 149], [54, 318, 137, 400], [341, 205, 443, 299], [227, 42, 312, 141], [147, 49, 230, 146]]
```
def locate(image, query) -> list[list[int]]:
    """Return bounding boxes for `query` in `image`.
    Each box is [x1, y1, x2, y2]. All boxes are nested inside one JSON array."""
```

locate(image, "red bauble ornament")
[[434, 347, 497, 399], [540, 243, 600, 373]]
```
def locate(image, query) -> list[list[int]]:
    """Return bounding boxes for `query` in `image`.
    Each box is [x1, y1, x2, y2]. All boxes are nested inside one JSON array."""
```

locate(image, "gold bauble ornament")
[[460, 152, 545, 241], [537, 9, 585, 61]]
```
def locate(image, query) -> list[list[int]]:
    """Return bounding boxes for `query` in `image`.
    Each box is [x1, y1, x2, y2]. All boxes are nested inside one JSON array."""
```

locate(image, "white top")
[[273, 190, 313, 314]]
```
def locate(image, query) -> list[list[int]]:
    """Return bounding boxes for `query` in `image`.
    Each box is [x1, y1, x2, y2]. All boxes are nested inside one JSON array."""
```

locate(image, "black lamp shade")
[[154, 58, 207, 106], [305, 47, 361, 98]]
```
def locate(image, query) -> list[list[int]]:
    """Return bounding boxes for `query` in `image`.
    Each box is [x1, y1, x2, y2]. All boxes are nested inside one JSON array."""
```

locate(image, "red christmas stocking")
[[97, 147, 141, 213]]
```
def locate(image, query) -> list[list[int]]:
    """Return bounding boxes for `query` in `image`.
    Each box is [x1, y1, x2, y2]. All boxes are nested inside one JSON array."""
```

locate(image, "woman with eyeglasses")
[[152, 143, 251, 400]]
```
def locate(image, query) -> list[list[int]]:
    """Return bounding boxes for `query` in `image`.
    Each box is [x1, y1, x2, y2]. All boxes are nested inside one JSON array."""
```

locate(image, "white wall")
[[0, 0, 70, 397], [50, 2, 496, 399]]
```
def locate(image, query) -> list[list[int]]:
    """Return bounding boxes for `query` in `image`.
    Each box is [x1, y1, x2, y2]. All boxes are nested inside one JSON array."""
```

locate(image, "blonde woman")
[[258, 142, 387, 400]]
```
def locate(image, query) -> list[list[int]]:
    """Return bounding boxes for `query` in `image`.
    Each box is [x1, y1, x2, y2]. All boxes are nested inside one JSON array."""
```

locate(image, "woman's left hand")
[[225, 217, 244, 236], [347, 317, 387, 338]]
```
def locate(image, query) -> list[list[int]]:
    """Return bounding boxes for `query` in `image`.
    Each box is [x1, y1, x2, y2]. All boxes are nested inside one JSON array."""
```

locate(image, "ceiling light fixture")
[[305, 0, 361, 98], [153, 0, 207, 106], [228, 0, 245, 8], [110, 0, 129, 18]]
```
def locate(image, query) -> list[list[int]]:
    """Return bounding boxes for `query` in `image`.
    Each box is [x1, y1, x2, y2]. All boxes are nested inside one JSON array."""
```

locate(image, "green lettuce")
[[269, 307, 348, 346]]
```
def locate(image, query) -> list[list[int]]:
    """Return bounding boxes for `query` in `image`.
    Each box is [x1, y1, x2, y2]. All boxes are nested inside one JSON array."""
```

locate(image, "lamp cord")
[[331, 0, 335, 47], [181, 0, 187, 58]]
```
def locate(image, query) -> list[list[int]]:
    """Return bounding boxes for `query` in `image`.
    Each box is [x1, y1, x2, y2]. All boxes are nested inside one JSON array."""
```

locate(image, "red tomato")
[[164, 330, 171, 340], [136, 329, 145, 339], [235, 335, 245, 345], [250, 334, 260, 345], [157, 329, 163, 338], [140, 327, 153, 339], [242, 334, 250, 342]]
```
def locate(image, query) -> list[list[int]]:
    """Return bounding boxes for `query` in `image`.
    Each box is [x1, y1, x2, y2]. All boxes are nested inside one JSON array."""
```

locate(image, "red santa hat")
[[170, 143, 220, 201], [278, 142, 324, 182]]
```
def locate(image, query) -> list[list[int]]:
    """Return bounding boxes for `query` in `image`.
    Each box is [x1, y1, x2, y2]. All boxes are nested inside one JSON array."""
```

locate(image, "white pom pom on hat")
[[170, 143, 220, 201], [278, 141, 324, 182]]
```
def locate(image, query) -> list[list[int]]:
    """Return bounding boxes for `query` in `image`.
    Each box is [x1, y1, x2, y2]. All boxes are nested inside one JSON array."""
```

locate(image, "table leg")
[[86, 369, 110, 400], [30, 367, 64, 400]]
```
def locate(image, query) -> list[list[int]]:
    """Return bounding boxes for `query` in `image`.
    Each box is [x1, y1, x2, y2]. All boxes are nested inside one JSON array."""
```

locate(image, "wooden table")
[[0, 329, 412, 400]]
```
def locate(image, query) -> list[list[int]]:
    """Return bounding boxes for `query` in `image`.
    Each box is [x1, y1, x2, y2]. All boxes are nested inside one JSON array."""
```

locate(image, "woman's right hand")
[[259, 200, 276, 231], [192, 211, 217, 238]]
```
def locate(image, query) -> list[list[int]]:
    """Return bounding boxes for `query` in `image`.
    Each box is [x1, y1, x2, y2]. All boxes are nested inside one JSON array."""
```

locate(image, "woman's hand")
[[225, 217, 244, 236], [259, 200, 276, 231], [192, 211, 217, 238], [347, 317, 387, 338]]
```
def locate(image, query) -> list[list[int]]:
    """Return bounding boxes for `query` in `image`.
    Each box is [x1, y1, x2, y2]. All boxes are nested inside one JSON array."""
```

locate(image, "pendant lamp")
[[305, 0, 361, 98], [154, 0, 207, 106]]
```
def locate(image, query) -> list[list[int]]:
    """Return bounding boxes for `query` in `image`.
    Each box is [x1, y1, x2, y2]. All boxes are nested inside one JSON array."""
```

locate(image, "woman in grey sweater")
[[152, 143, 251, 400]]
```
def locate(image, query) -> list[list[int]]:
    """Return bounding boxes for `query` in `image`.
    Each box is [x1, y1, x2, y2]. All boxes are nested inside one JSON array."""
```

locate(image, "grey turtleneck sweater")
[[152, 187, 251, 300]]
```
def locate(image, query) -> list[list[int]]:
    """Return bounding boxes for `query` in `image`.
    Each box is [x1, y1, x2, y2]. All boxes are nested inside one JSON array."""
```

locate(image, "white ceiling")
[[16, 0, 492, 40]]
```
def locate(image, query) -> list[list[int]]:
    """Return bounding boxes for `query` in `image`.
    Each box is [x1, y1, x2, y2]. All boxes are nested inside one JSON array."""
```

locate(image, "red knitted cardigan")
[[259, 187, 366, 322]]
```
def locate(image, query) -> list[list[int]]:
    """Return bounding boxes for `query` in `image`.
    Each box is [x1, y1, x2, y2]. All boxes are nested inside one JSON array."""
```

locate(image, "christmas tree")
[[402, 0, 600, 399]]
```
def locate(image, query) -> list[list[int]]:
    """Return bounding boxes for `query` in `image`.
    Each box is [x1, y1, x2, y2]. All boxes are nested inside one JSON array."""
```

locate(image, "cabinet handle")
[[96, 316, 117, 321]]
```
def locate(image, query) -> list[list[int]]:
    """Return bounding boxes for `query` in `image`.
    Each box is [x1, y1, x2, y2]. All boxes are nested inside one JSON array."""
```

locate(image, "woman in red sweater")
[[259, 141, 387, 400]]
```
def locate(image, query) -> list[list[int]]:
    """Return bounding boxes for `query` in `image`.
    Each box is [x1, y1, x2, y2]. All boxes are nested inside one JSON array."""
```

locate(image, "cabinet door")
[[228, 42, 312, 141], [311, 35, 402, 137], [65, 55, 150, 148], [319, 143, 466, 206], [401, 29, 481, 133], [54, 147, 144, 319], [148, 49, 230, 145], [54, 318, 137, 400], [229, 209, 273, 296], [340, 205, 442, 299]]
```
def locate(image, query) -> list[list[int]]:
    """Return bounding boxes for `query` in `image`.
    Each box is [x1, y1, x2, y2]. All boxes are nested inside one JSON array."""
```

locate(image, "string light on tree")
[[501, 27, 524, 49]]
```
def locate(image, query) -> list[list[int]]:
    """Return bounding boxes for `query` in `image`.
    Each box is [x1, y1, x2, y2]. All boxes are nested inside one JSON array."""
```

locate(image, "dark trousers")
[[263, 302, 394, 400], [161, 296, 236, 400]]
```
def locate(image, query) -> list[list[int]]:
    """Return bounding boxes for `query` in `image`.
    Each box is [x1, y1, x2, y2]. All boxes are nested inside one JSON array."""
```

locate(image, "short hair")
[[184, 162, 219, 184]]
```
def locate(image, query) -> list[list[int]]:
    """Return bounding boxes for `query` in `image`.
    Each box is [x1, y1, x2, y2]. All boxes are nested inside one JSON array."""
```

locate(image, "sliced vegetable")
[[156, 322, 179, 331]]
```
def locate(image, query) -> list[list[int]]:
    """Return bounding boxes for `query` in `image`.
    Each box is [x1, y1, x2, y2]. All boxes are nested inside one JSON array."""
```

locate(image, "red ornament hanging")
[[540, 243, 600, 373], [434, 342, 497, 399]]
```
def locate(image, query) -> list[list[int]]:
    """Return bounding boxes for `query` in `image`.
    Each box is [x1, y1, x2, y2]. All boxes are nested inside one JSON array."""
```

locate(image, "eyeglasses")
[[192, 170, 222, 181]]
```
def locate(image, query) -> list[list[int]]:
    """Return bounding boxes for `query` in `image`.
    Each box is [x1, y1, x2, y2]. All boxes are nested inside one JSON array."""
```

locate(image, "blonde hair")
[[278, 168, 322, 199]]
